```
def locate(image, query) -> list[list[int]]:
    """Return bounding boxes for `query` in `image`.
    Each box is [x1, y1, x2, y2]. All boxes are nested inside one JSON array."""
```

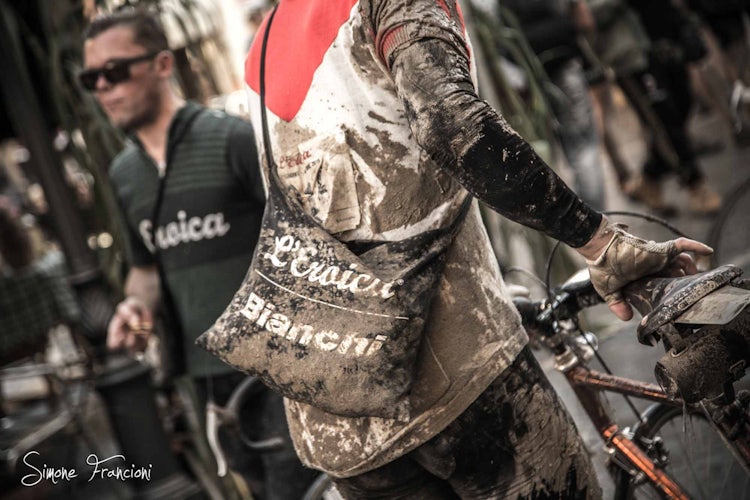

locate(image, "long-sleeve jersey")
[[245, 0, 600, 477]]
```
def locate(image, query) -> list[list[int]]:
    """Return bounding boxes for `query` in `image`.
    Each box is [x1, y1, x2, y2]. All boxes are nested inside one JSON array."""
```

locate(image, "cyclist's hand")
[[578, 219, 713, 321], [107, 297, 153, 353]]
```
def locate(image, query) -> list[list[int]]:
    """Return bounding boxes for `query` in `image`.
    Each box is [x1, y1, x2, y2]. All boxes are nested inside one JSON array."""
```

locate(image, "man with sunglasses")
[[81, 9, 316, 499]]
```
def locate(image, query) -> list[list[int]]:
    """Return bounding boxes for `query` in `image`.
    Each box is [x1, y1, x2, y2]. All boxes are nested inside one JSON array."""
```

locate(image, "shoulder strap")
[[150, 106, 204, 235], [147, 106, 203, 357], [259, 4, 280, 175]]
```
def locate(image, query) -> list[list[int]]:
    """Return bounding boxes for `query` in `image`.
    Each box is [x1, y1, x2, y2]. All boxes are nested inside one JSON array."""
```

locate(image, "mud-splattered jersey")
[[245, 0, 600, 477]]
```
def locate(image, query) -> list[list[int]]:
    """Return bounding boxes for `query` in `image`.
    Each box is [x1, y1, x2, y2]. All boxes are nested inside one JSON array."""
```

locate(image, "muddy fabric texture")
[[332, 347, 601, 499], [198, 159, 471, 419], [378, 3, 601, 248], [242, 0, 601, 477], [281, 205, 526, 476]]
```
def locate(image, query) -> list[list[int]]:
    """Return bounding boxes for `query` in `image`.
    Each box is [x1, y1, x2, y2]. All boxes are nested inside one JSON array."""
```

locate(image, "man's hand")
[[107, 296, 154, 353], [577, 219, 713, 321]]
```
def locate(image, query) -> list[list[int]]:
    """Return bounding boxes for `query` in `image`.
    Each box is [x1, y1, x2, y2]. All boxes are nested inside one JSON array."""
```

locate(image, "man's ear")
[[155, 50, 174, 78]]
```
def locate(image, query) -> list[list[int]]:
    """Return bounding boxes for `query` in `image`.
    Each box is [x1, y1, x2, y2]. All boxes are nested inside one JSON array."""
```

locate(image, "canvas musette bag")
[[197, 6, 470, 420]]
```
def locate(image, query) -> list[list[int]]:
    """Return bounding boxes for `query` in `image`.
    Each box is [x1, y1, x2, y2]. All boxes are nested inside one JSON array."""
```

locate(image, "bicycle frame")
[[512, 263, 750, 498], [561, 364, 689, 498], [559, 360, 750, 498]]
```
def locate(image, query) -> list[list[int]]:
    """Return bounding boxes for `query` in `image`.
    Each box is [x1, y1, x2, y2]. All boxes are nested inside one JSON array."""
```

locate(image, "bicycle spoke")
[[670, 416, 709, 499], [626, 407, 750, 500]]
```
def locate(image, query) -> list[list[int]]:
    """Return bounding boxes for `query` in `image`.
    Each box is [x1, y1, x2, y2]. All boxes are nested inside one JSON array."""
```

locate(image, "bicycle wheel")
[[614, 403, 750, 500], [302, 474, 344, 500], [709, 175, 750, 271]]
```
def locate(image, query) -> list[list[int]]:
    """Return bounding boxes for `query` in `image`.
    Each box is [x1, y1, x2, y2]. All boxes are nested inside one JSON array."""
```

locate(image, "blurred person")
[[586, 0, 722, 214], [232, 1, 714, 497], [585, 0, 651, 188], [686, 24, 750, 146], [80, 9, 316, 499], [502, 0, 608, 210], [623, 0, 721, 214], [0, 198, 78, 368], [684, 0, 750, 137]]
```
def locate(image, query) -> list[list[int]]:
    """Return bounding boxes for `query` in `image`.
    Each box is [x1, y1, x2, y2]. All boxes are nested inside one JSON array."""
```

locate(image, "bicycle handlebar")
[[512, 277, 603, 342], [515, 266, 744, 342], [515, 266, 750, 405]]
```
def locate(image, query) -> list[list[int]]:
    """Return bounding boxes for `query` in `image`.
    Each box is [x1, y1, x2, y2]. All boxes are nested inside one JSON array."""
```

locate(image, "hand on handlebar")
[[107, 296, 153, 354], [578, 219, 713, 321]]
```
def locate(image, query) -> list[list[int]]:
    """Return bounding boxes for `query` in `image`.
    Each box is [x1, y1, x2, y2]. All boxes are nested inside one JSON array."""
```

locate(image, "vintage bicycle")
[[206, 375, 338, 500], [209, 208, 750, 500], [514, 260, 750, 499]]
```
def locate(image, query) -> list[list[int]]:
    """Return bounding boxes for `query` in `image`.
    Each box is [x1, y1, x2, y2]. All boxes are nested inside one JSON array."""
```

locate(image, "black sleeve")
[[369, 0, 602, 248], [227, 117, 266, 205], [391, 40, 601, 247]]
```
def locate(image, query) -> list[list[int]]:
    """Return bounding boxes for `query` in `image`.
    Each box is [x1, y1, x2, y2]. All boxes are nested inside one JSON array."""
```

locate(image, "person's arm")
[[369, 0, 712, 319], [107, 265, 160, 352], [376, 3, 600, 247], [124, 265, 160, 310]]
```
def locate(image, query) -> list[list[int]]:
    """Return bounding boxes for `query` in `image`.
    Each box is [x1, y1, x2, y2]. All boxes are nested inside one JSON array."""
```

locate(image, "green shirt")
[[110, 102, 265, 376]]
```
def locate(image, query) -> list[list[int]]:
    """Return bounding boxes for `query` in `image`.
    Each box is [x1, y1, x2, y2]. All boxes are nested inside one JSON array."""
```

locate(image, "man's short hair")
[[84, 9, 169, 53]]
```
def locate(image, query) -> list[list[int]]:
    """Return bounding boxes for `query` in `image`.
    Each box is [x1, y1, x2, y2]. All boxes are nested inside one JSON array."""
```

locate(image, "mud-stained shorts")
[[332, 347, 601, 499]]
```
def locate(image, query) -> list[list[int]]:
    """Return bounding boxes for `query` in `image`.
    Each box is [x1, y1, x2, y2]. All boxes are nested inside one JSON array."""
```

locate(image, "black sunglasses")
[[78, 51, 160, 91]]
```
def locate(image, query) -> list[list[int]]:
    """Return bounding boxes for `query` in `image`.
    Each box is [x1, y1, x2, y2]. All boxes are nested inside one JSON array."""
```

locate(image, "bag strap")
[[147, 106, 203, 372], [259, 4, 279, 176]]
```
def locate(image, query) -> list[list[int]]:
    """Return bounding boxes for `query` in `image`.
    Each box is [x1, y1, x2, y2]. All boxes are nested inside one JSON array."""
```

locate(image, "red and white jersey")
[[245, 0, 526, 477], [246, 0, 475, 241]]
